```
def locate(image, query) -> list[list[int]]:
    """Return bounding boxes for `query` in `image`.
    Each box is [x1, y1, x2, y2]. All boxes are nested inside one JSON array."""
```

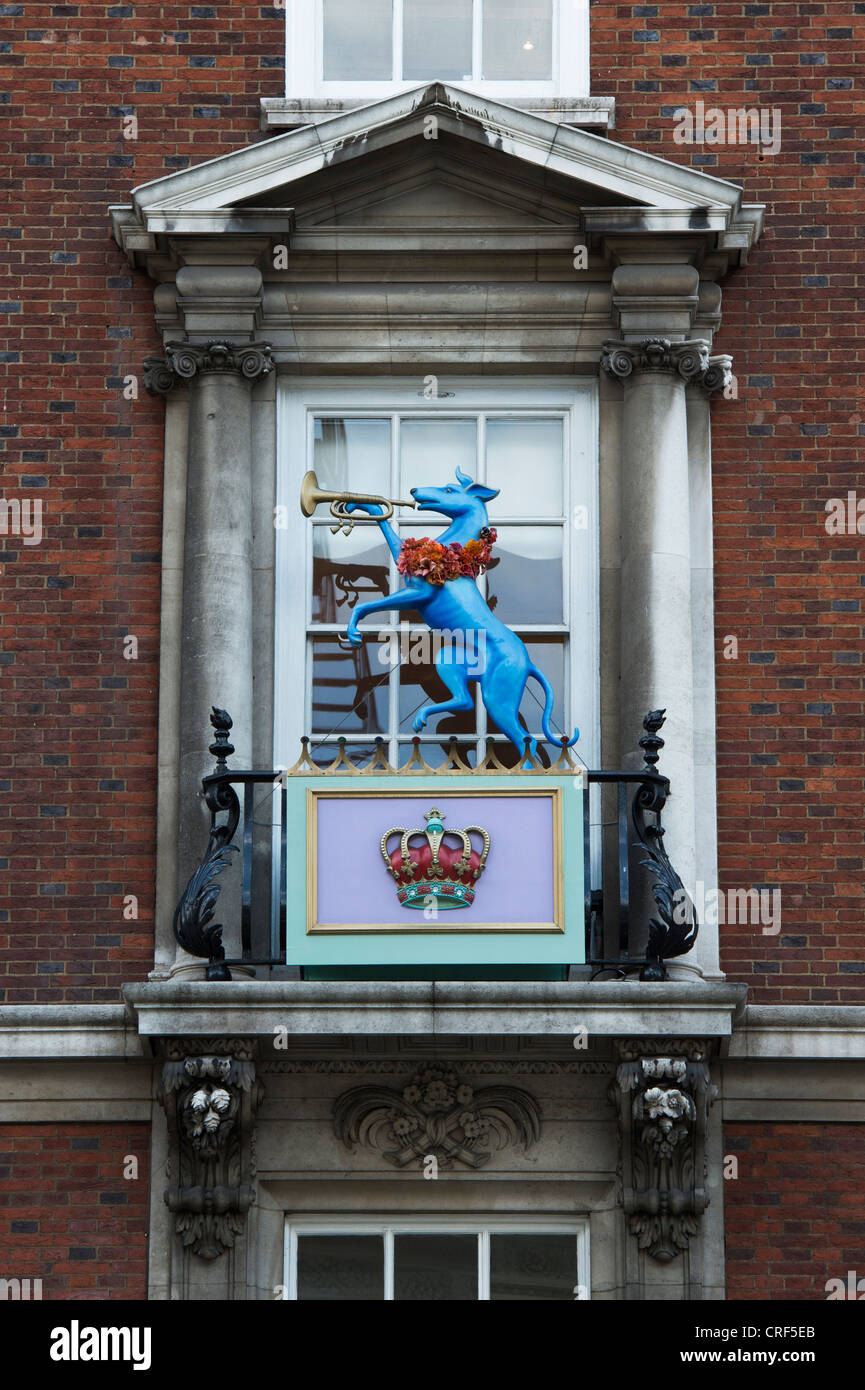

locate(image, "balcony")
[[173, 708, 698, 985]]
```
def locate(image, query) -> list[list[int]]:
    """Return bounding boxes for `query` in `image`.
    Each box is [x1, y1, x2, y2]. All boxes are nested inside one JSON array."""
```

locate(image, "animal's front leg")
[[345, 587, 425, 645]]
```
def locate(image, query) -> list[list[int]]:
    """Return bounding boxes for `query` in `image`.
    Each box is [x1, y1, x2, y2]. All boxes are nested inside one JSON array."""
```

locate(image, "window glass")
[[310, 636, 389, 733], [312, 526, 390, 625], [322, 0, 393, 80], [485, 525, 563, 625], [400, 417, 477, 496], [313, 416, 390, 495], [393, 1234, 478, 1300], [482, 0, 553, 79], [297, 1234, 384, 1300], [490, 1233, 576, 1299], [403, 0, 473, 80], [486, 416, 563, 517]]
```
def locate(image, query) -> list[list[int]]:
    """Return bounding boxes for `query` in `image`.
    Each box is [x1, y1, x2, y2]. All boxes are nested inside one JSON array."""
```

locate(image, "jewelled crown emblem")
[[380, 807, 491, 910]]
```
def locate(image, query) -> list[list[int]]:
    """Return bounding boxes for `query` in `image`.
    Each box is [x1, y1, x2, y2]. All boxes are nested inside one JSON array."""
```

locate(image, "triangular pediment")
[[111, 83, 763, 267]]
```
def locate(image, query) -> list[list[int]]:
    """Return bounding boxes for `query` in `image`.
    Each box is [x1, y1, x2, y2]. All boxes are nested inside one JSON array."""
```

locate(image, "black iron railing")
[[174, 708, 697, 982]]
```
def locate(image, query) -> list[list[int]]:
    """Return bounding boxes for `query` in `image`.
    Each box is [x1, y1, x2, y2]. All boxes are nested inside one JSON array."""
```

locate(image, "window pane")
[[312, 525, 391, 625], [486, 417, 563, 518], [402, 0, 473, 79], [396, 738, 478, 768], [490, 1234, 577, 1300], [483, 636, 565, 748], [313, 417, 390, 495], [297, 1235, 384, 1300], [310, 636, 389, 734], [394, 1234, 478, 1300], [400, 417, 477, 498], [323, 0, 393, 80], [482, 0, 553, 79], [485, 525, 563, 625], [398, 640, 479, 738]]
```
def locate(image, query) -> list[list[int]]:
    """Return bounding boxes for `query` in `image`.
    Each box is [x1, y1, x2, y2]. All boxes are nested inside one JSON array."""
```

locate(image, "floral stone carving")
[[159, 1044, 262, 1261], [333, 1065, 541, 1170], [609, 1042, 718, 1263]]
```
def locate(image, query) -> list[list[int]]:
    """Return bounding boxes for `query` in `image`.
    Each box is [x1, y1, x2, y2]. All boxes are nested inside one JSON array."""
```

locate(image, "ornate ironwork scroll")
[[172, 707, 239, 981], [159, 1039, 262, 1261], [610, 1039, 717, 1263], [633, 709, 698, 981]]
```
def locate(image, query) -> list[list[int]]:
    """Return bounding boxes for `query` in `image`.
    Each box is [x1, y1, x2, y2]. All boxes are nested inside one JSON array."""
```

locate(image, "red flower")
[[397, 530, 497, 585]]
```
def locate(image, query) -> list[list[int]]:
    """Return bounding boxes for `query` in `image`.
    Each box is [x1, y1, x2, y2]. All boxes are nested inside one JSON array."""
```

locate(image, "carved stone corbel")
[[609, 1039, 717, 1263], [158, 1038, 263, 1261]]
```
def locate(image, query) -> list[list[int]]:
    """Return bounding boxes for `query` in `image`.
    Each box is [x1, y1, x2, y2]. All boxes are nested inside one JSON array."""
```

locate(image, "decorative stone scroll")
[[143, 339, 274, 394], [333, 1065, 541, 1170], [609, 1039, 717, 1263], [159, 1038, 262, 1261], [601, 337, 732, 393]]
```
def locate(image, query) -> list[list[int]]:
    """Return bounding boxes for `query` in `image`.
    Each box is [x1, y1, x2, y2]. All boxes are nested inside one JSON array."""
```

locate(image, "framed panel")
[[282, 772, 584, 966]]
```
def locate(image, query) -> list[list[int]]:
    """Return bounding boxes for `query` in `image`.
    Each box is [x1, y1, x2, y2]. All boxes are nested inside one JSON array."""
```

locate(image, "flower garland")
[[397, 528, 497, 586]]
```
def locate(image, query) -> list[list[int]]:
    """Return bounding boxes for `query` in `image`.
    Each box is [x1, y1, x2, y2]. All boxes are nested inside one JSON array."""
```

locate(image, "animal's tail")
[[527, 665, 580, 748]]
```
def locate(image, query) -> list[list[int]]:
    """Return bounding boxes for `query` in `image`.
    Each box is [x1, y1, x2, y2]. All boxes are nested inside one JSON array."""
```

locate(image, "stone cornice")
[[143, 340, 274, 395], [120, 980, 748, 1045]]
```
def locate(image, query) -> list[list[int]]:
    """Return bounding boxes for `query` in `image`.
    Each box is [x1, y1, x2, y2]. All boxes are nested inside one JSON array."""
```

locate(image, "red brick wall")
[[0, 1122, 150, 1298], [724, 1122, 865, 1299], [591, 3, 864, 1002], [2, 5, 861, 1000], [0, 4, 285, 1002]]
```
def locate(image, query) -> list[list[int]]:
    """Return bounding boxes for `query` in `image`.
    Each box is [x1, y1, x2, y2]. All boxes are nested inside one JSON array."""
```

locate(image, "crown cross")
[[380, 807, 491, 910]]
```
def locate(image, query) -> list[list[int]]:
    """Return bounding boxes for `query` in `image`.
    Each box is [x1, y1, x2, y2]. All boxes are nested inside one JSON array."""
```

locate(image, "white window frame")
[[284, 0, 590, 103], [282, 1214, 591, 1300], [274, 377, 599, 776]]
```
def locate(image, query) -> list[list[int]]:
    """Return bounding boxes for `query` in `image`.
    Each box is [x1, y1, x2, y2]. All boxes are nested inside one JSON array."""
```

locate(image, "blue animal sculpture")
[[344, 467, 579, 759]]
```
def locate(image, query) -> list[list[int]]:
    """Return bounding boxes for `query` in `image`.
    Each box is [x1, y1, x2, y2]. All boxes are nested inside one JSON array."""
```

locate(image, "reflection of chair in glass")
[[313, 558, 390, 623], [311, 640, 381, 734]]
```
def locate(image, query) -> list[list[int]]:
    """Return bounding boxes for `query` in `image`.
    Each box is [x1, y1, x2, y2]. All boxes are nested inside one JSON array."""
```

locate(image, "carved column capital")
[[609, 1039, 717, 1263], [600, 336, 711, 383], [143, 339, 274, 395], [158, 1038, 263, 1260], [698, 353, 734, 395]]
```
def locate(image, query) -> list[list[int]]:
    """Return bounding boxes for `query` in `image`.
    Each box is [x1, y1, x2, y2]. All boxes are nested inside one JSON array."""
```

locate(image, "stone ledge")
[[259, 95, 617, 131], [727, 1005, 865, 1059], [0, 1005, 144, 1060], [121, 980, 747, 1043]]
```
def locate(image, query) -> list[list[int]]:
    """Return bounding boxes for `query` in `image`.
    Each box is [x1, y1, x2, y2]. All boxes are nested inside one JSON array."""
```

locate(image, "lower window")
[[283, 1217, 589, 1300]]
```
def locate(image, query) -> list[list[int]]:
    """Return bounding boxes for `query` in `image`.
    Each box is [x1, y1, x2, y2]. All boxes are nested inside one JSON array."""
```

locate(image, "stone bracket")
[[158, 1037, 262, 1261], [609, 1037, 718, 1262]]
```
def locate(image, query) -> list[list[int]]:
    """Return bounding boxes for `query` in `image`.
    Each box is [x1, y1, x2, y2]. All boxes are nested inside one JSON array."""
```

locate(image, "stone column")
[[145, 333, 273, 967], [601, 323, 733, 979], [602, 335, 708, 919]]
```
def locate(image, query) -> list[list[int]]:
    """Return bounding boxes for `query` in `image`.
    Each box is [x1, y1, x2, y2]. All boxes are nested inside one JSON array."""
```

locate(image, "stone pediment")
[[111, 82, 763, 275]]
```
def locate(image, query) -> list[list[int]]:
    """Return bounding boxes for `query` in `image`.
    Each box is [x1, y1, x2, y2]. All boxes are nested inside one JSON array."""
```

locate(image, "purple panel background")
[[315, 794, 556, 925]]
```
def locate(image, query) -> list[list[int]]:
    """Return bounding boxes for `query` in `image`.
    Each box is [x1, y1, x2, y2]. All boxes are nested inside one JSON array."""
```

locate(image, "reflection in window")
[[483, 0, 553, 79], [322, 0, 393, 80], [486, 526, 563, 625], [394, 1234, 478, 1300], [312, 526, 390, 625], [490, 1234, 576, 1300], [310, 636, 388, 733], [403, 0, 473, 80], [297, 1235, 384, 1300]]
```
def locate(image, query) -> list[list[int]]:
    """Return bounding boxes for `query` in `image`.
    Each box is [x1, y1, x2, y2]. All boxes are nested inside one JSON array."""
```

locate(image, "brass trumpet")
[[299, 469, 416, 536]]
